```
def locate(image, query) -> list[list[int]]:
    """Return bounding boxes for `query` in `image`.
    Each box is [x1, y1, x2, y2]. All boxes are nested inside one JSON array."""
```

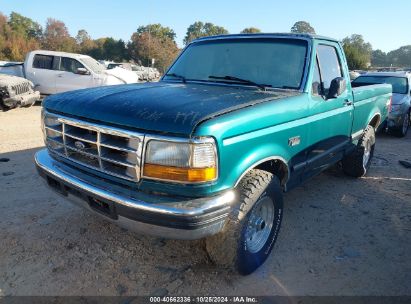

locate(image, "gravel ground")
[[0, 106, 410, 296]]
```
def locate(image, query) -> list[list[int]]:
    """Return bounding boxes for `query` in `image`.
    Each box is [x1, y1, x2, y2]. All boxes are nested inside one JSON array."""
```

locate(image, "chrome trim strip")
[[43, 110, 144, 182], [43, 110, 219, 185], [351, 129, 364, 140], [35, 149, 234, 217]]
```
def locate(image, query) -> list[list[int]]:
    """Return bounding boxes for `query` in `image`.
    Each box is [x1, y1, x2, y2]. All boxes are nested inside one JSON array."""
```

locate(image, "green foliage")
[[371, 50, 388, 67], [290, 21, 316, 34], [129, 25, 179, 72], [43, 18, 77, 52], [8, 12, 42, 39], [342, 34, 372, 70], [0, 12, 40, 61], [241, 27, 261, 34], [136, 24, 176, 41], [76, 29, 91, 45], [184, 21, 229, 45], [386, 45, 411, 67], [103, 38, 128, 62]]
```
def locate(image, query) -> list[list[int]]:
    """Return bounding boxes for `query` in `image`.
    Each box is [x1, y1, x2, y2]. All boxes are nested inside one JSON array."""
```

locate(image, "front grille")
[[43, 112, 143, 182], [12, 82, 31, 95]]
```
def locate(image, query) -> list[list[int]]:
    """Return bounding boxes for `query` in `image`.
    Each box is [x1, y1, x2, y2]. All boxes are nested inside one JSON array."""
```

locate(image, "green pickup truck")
[[35, 33, 391, 274]]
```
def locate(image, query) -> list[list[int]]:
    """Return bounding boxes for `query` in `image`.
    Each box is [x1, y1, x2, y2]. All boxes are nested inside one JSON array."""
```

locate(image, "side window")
[[317, 45, 342, 94], [32, 55, 54, 69], [312, 58, 321, 95], [60, 57, 85, 73]]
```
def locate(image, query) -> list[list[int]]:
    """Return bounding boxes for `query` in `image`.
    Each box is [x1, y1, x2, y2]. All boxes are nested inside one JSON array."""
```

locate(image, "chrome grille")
[[12, 82, 31, 95], [43, 112, 143, 182]]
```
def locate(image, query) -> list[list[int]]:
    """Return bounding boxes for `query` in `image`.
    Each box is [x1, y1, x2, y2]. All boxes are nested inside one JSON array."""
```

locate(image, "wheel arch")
[[234, 156, 290, 188], [368, 112, 381, 129]]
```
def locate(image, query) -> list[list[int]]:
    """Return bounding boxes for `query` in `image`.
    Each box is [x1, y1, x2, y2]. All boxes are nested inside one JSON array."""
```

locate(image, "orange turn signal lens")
[[143, 163, 216, 182]]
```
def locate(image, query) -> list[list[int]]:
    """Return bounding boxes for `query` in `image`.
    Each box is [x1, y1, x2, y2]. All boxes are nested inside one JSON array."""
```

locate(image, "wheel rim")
[[245, 196, 275, 254], [402, 114, 409, 135], [363, 139, 372, 167]]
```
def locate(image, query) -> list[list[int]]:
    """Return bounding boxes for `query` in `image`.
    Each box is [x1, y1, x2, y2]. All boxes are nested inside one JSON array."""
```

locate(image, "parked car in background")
[[35, 33, 391, 275], [0, 74, 40, 111], [0, 51, 138, 96], [106, 62, 123, 70], [352, 72, 410, 136], [104, 61, 161, 82]]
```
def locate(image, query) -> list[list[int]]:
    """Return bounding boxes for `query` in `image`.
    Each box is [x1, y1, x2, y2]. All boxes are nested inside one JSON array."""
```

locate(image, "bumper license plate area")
[[88, 197, 118, 220]]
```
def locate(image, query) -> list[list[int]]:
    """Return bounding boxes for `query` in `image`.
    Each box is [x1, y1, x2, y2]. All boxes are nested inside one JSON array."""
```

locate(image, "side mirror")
[[327, 77, 346, 99], [76, 68, 90, 75]]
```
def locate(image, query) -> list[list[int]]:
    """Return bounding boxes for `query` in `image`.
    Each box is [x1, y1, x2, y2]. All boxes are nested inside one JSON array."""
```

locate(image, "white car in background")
[[0, 51, 139, 96]]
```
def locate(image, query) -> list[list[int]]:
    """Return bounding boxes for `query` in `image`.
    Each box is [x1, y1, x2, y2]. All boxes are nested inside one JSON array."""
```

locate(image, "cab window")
[[59, 57, 85, 73], [316, 45, 342, 95], [32, 55, 54, 70]]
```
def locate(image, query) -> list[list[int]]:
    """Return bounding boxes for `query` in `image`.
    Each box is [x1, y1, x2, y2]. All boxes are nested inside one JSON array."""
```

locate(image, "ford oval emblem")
[[74, 141, 86, 150]]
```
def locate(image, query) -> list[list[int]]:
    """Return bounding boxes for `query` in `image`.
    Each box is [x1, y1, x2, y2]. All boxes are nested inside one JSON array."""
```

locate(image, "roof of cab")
[[29, 50, 90, 58], [191, 33, 339, 44]]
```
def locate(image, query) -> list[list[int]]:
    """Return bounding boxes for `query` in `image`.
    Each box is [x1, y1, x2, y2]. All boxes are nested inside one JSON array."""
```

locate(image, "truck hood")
[[44, 82, 299, 136]]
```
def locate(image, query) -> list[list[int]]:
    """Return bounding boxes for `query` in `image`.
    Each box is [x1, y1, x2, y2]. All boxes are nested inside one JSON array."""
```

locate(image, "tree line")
[[0, 13, 409, 73]]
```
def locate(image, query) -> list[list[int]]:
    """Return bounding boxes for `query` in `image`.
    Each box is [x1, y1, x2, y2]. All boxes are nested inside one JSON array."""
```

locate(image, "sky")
[[1, 0, 410, 52]]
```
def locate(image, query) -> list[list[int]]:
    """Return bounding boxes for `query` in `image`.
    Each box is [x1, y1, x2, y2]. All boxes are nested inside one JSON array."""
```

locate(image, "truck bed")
[[0, 62, 25, 78], [352, 83, 392, 102], [351, 83, 391, 135]]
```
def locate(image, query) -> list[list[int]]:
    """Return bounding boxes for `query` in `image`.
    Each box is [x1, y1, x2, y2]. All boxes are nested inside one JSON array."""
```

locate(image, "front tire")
[[205, 169, 283, 275], [342, 125, 375, 177]]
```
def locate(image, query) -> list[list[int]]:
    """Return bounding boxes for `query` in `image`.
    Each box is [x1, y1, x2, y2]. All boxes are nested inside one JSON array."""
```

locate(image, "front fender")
[[217, 138, 292, 191]]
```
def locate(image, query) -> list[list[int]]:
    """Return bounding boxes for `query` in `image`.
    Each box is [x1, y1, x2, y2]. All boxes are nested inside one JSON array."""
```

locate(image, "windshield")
[[164, 38, 308, 90], [353, 76, 408, 94], [80, 56, 106, 74]]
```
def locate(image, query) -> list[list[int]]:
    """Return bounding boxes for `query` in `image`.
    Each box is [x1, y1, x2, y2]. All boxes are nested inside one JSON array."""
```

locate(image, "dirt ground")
[[0, 105, 410, 296]]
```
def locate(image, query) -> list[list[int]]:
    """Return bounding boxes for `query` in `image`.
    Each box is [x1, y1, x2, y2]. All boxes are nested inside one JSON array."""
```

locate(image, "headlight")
[[143, 137, 217, 183]]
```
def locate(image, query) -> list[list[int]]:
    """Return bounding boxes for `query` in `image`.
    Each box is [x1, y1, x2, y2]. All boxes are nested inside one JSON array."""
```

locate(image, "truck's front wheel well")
[[255, 159, 288, 187]]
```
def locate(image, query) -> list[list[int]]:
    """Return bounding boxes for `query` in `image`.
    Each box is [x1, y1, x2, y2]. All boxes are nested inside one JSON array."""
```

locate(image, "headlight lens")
[[143, 138, 217, 183]]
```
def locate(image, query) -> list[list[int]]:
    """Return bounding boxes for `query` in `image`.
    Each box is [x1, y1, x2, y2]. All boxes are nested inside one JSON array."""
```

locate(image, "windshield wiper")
[[165, 73, 186, 83], [208, 75, 271, 91]]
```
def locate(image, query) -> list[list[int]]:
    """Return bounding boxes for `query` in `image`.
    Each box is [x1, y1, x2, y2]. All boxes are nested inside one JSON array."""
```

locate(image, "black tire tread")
[[342, 125, 375, 177], [205, 169, 276, 272]]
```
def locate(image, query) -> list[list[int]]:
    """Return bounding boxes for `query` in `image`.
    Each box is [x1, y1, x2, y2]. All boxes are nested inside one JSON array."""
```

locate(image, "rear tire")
[[342, 125, 375, 177], [205, 169, 283, 275], [396, 112, 409, 138]]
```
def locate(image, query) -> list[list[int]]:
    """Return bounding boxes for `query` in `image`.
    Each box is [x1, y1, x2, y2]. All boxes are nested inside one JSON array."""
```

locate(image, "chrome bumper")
[[35, 149, 234, 240]]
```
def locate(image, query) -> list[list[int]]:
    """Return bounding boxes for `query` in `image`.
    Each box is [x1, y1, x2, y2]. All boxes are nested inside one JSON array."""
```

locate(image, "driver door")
[[55, 57, 93, 93], [303, 42, 354, 180]]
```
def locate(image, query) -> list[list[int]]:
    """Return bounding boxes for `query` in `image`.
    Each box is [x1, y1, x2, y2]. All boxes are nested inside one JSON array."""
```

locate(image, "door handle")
[[343, 100, 353, 106]]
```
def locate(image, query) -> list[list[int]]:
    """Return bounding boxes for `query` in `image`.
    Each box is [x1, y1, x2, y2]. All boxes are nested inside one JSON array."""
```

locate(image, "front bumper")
[[35, 149, 234, 240], [4, 90, 40, 108]]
